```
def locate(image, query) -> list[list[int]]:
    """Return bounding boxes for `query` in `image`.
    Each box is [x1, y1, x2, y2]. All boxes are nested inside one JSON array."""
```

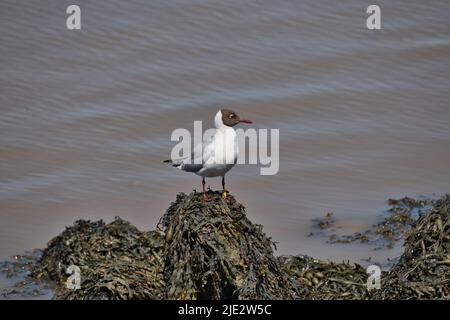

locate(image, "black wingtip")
[[163, 159, 172, 163]]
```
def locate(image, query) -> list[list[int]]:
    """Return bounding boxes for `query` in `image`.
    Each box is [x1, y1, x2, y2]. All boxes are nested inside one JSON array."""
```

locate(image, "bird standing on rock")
[[164, 109, 253, 202]]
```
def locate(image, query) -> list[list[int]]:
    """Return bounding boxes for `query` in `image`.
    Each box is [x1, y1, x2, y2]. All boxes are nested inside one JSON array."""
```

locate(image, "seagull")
[[164, 109, 252, 201]]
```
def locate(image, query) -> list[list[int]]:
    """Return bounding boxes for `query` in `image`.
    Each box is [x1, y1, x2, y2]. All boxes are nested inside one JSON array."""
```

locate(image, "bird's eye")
[[230, 114, 235, 118]]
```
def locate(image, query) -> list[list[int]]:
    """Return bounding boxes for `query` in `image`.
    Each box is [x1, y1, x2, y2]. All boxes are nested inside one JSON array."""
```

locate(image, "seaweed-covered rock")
[[24, 191, 450, 300], [30, 191, 302, 300], [313, 197, 433, 249], [31, 218, 165, 299], [279, 255, 369, 300], [371, 195, 450, 299], [158, 191, 301, 299]]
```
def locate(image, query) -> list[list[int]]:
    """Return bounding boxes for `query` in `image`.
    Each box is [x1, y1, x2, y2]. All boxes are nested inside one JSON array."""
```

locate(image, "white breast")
[[197, 127, 238, 177]]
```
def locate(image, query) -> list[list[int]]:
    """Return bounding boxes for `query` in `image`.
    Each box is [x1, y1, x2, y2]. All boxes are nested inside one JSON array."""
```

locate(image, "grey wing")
[[172, 136, 214, 172]]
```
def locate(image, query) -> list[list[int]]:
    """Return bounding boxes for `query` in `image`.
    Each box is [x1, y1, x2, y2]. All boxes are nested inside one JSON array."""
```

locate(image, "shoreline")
[[1, 192, 449, 299]]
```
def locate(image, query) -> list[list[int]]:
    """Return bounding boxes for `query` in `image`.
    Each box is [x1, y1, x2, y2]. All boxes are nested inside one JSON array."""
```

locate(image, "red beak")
[[239, 119, 253, 124]]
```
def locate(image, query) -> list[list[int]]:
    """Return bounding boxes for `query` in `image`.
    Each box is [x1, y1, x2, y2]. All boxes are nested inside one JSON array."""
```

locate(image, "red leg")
[[202, 177, 209, 202]]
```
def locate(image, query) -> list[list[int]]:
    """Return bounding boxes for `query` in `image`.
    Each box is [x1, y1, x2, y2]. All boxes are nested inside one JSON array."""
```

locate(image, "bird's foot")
[[222, 190, 228, 201], [202, 193, 211, 202]]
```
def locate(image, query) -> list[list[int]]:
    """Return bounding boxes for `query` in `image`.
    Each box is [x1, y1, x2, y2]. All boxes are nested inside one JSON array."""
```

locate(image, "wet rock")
[[0, 249, 53, 299], [0, 250, 42, 279]]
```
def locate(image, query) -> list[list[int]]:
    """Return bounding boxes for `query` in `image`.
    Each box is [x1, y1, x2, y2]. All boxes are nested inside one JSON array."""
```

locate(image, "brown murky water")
[[1, 0, 450, 284]]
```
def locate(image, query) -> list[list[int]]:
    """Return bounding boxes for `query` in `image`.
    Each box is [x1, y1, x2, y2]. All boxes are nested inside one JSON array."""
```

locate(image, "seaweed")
[[279, 255, 369, 300], [370, 195, 450, 299], [0, 250, 52, 299], [1, 192, 448, 300], [31, 218, 165, 299], [313, 197, 433, 249], [158, 191, 301, 299]]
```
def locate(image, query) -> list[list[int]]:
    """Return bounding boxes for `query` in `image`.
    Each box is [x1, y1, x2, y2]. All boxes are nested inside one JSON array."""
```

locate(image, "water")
[[1, 0, 450, 280]]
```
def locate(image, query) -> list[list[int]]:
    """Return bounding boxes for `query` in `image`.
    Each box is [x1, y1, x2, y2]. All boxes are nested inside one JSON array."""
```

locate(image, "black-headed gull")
[[164, 109, 252, 201]]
